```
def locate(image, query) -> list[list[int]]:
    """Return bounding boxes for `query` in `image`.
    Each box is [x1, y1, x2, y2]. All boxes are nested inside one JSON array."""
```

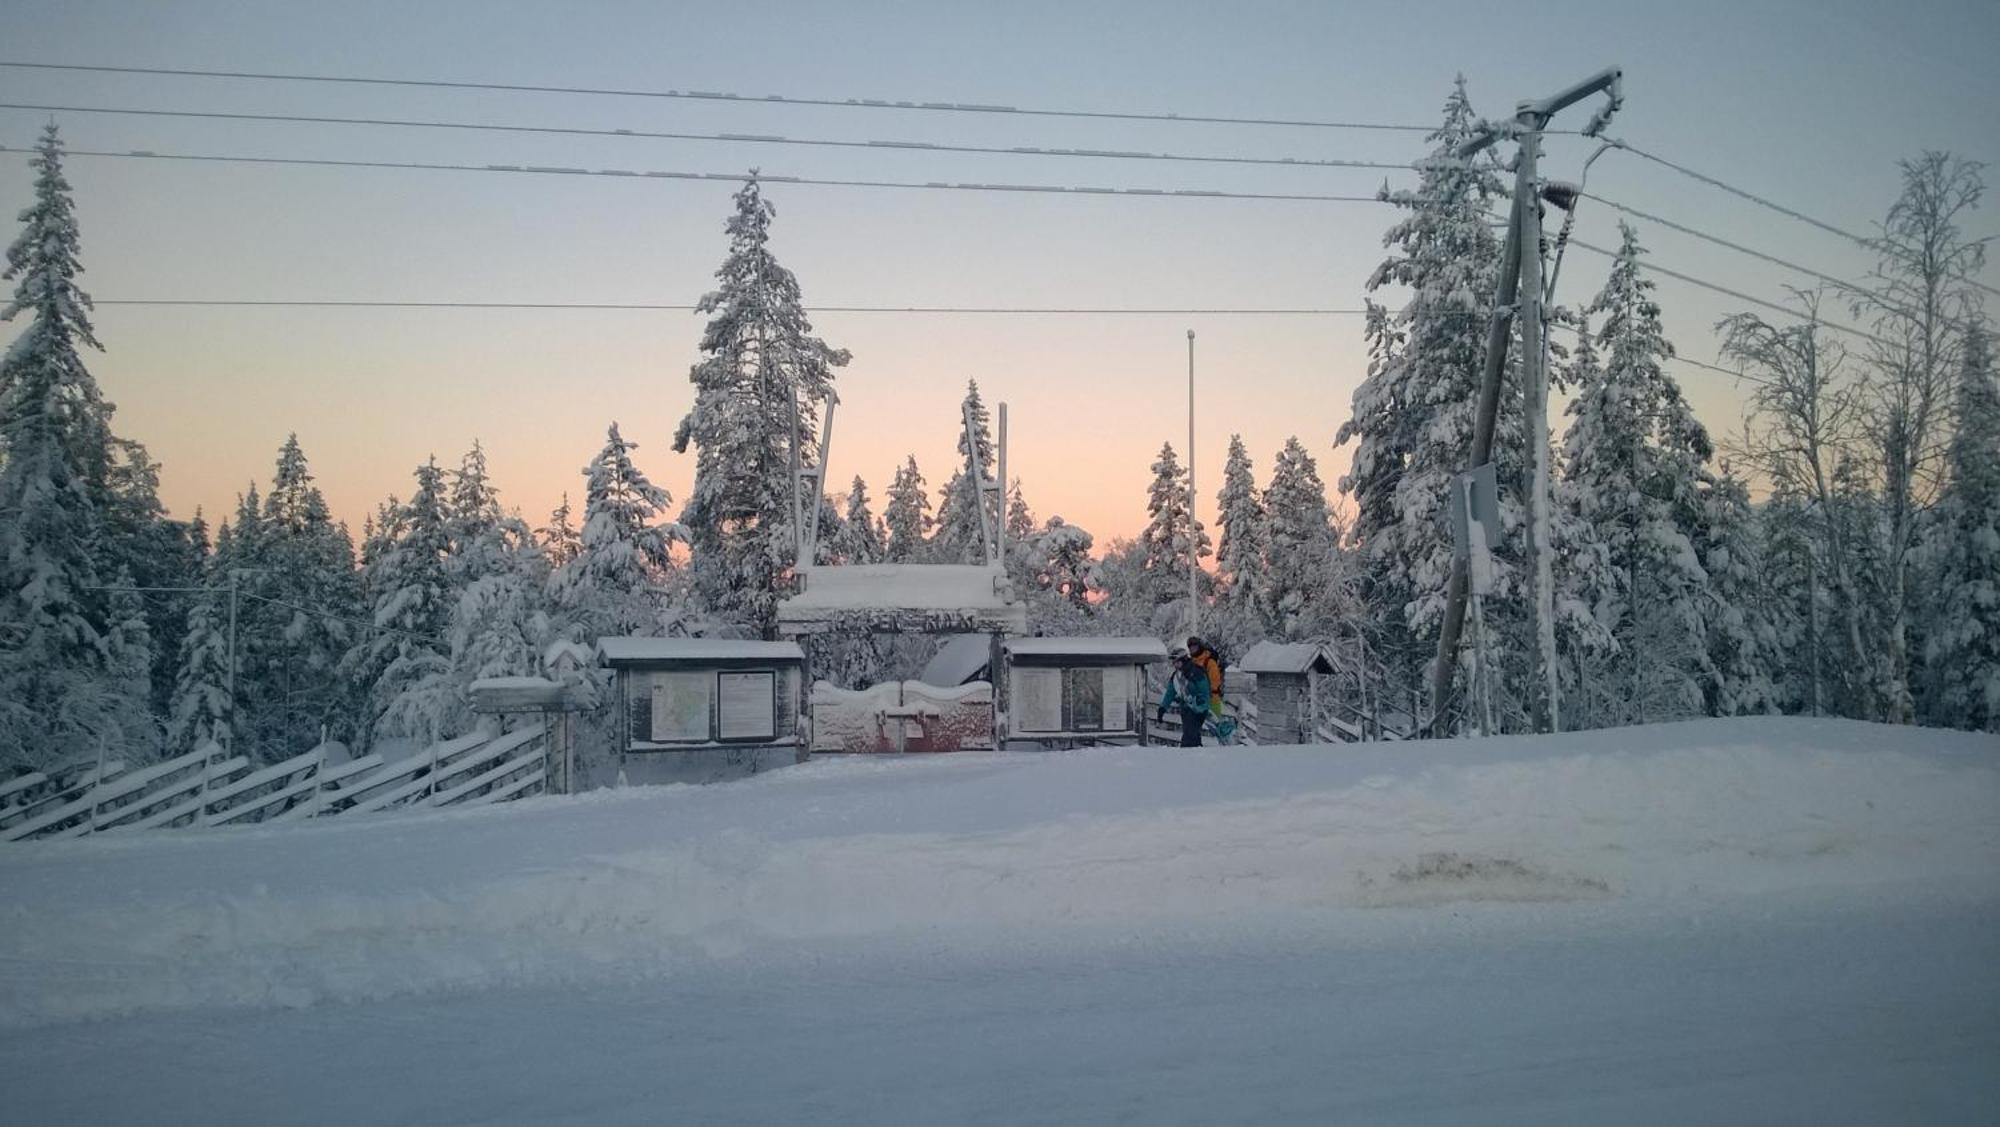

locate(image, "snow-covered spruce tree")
[[1335, 79, 1518, 709], [1001, 477, 1038, 582], [101, 437, 203, 715], [1698, 465, 1780, 717], [167, 574, 232, 755], [102, 571, 159, 754], [1548, 323, 1621, 728], [448, 440, 500, 539], [1137, 442, 1211, 629], [403, 544, 555, 745], [1214, 435, 1269, 627], [537, 493, 582, 570], [882, 455, 932, 562], [346, 458, 453, 746], [1924, 327, 2000, 730], [675, 174, 849, 634], [1029, 517, 1099, 611], [828, 476, 884, 565], [0, 124, 150, 769], [382, 440, 558, 743], [227, 435, 362, 758], [1005, 514, 1094, 637], [1755, 485, 1827, 715], [933, 380, 999, 564], [1261, 437, 1342, 641], [1558, 224, 1716, 725], [549, 423, 679, 642]]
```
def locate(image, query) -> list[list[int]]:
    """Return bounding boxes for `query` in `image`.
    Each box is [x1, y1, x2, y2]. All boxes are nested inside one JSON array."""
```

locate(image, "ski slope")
[[2, 717, 1996, 1124]]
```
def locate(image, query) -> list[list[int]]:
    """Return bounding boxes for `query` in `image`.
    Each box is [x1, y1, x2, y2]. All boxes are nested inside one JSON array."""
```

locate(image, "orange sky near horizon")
[[6, 0, 1993, 553]]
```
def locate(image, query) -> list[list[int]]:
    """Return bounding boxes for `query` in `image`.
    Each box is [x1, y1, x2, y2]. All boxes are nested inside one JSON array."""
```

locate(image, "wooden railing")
[[0, 724, 549, 844]]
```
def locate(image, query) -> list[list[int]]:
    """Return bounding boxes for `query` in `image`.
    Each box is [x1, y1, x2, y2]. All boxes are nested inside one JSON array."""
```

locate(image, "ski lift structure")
[[778, 390, 1027, 753]]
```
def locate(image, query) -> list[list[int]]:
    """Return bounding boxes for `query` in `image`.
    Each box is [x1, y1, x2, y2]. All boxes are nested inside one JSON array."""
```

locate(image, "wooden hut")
[[1237, 641, 1337, 745]]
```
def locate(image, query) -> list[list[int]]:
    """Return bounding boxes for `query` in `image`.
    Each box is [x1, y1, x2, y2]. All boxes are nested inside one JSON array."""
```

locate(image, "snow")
[[778, 564, 1025, 627], [596, 637, 805, 664], [466, 676, 558, 691], [0, 717, 1995, 1123], [1236, 639, 1336, 674], [918, 632, 991, 686], [1004, 635, 1168, 661]]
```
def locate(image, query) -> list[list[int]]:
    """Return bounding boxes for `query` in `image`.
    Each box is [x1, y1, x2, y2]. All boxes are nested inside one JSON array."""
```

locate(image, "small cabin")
[[1002, 636, 1168, 747], [1237, 641, 1338, 745], [598, 638, 808, 769]]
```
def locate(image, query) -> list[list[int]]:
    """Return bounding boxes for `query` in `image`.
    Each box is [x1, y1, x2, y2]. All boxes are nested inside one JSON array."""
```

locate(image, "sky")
[[1, 0, 1995, 545]]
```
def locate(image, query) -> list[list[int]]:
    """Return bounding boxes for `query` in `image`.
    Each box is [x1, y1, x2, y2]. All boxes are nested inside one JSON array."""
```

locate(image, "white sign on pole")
[[1451, 463, 1501, 597]]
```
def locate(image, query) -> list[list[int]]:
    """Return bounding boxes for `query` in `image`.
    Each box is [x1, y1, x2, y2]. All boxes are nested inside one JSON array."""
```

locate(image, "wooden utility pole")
[[1429, 67, 1622, 736]]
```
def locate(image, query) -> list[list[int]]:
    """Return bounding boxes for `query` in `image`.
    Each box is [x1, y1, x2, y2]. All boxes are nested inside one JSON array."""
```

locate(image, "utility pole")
[[996, 402, 1009, 562], [1429, 66, 1622, 736], [1513, 111, 1561, 735], [1186, 329, 1198, 638]]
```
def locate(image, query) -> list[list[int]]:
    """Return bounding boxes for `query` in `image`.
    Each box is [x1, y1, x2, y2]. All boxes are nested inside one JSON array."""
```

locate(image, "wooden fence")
[[0, 724, 549, 844]]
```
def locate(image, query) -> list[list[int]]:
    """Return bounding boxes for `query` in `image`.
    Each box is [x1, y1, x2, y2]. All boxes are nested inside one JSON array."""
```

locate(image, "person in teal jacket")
[[1157, 651, 1212, 747]]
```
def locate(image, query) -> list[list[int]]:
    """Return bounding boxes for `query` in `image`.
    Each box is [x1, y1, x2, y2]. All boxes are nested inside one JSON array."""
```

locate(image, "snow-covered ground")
[[3, 717, 1996, 1124]]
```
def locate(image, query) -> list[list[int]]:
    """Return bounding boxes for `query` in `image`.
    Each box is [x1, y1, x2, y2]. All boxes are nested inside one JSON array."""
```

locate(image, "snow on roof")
[[1005, 636, 1169, 662], [468, 675, 570, 712], [541, 639, 593, 672], [920, 633, 993, 686], [596, 637, 806, 665], [778, 564, 1027, 631], [1237, 641, 1337, 675], [468, 676, 560, 692]]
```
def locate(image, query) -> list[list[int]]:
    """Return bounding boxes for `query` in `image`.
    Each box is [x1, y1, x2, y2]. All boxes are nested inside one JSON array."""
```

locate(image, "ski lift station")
[[596, 394, 1171, 759]]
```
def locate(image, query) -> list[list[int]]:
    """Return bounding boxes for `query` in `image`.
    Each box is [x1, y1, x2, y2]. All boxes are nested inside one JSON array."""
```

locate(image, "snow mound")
[[0, 718, 1993, 1028], [1358, 851, 1614, 906]]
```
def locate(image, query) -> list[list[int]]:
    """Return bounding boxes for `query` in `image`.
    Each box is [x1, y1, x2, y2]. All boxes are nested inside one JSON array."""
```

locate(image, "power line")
[[0, 102, 1414, 173], [1569, 237, 1893, 348], [1589, 193, 1872, 296], [8, 145, 1914, 346], [1588, 192, 1990, 333], [6, 143, 1386, 203], [1604, 136, 2000, 300], [93, 299, 1372, 314], [236, 589, 447, 649], [0, 59, 1437, 133], [1605, 138, 1872, 248], [1672, 354, 1753, 381]]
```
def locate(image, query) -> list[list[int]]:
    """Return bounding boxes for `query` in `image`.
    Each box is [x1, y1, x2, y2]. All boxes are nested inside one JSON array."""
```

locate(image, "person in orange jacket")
[[1186, 636, 1224, 720]]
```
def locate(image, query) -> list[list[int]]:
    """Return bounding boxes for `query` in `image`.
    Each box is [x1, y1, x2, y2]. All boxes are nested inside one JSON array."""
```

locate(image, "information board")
[[650, 671, 711, 742], [717, 671, 777, 741], [1102, 667, 1131, 731], [1013, 667, 1062, 732], [1067, 668, 1104, 731]]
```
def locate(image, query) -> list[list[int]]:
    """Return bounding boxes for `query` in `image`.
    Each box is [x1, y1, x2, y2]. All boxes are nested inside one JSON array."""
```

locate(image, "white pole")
[[1514, 110, 1561, 734], [996, 402, 1009, 562], [1186, 329, 1198, 638]]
